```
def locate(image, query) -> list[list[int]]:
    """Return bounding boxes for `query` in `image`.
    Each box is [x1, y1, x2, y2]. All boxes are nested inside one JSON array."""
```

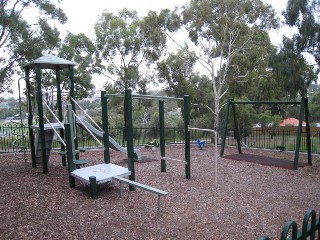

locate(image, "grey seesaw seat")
[[112, 176, 168, 214]]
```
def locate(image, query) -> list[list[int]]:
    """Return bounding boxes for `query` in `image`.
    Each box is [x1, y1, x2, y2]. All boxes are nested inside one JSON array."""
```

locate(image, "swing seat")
[[276, 146, 285, 152], [196, 139, 206, 149], [144, 139, 159, 149]]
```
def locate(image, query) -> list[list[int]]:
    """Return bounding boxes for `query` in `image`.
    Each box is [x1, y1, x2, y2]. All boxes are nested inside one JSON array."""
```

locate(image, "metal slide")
[[76, 118, 141, 160]]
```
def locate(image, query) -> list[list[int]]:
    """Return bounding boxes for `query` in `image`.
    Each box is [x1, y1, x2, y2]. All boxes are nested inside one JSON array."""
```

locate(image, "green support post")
[[125, 89, 135, 191], [65, 123, 76, 187], [101, 91, 110, 164], [159, 100, 166, 172], [25, 67, 36, 168], [184, 95, 191, 179], [231, 100, 242, 154], [220, 98, 231, 157], [69, 65, 79, 159], [304, 98, 312, 165], [89, 176, 98, 199], [36, 64, 48, 174], [294, 99, 305, 170], [55, 66, 66, 166]]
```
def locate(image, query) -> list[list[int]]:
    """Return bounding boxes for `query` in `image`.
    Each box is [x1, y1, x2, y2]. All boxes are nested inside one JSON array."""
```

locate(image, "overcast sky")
[[9, 0, 296, 98], [57, 0, 291, 46]]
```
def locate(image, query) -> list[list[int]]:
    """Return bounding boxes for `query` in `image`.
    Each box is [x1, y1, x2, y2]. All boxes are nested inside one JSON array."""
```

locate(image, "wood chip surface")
[[0, 145, 319, 239]]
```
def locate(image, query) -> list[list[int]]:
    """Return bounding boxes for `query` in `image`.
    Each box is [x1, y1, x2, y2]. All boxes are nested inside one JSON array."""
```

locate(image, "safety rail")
[[42, 100, 66, 147], [188, 126, 218, 185], [43, 115, 66, 147], [73, 113, 104, 148], [69, 98, 104, 148], [70, 97, 103, 131], [43, 100, 64, 130], [259, 208, 320, 240]]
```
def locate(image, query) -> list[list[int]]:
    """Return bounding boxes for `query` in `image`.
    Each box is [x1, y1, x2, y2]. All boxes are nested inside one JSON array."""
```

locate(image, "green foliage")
[[0, 0, 67, 96], [180, 0, 279, 129], [58, 33, 96, 99], [269, 37, 318, 99], [309, 90, 320, 122], [95, 8, 168, 92], [284, 0, 320, 66], [157, 47, 198, 99]]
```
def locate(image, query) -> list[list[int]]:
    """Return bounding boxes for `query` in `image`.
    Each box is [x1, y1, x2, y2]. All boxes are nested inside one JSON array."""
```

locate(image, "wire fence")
[[224, 126, 320, 154], [0, 124, 319, 154], [0, 125, 214, 153]]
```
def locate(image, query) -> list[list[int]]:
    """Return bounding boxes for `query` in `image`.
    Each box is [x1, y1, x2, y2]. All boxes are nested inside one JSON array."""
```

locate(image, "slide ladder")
[[11, 121, 28, 163], [34, 127, 55, 164]]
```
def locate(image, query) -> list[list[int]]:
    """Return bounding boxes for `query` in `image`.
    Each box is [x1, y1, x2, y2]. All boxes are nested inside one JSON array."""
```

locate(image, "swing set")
[[220, 98, 312, 170]]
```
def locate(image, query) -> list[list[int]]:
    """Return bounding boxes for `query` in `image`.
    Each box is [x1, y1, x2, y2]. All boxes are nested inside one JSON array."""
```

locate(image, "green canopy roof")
[[23, 55, 77, 70]]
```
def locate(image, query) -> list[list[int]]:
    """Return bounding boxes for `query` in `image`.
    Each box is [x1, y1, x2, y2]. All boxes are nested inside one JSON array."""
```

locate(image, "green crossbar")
[[113, 176, 168, 214]]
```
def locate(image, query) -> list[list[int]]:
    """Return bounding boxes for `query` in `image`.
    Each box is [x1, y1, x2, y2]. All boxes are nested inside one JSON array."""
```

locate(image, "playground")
[[1, 55, 318, 239], [1, 145, 319, 239]]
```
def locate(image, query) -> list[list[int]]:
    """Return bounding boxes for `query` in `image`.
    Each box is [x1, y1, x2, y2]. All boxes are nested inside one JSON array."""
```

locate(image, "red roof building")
[[279, 118, 306, 127]]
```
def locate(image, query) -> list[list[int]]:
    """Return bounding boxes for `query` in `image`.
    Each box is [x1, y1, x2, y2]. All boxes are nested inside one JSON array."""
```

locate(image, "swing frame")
[[220, 98, 312, 170]]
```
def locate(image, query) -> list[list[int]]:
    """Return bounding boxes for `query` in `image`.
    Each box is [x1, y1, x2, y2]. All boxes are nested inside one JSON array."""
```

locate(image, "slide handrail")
[[43, 100, 64, 130], [43, 115, 66, 147], [73, 113, 104, 148], [70, 97, 103, 132]]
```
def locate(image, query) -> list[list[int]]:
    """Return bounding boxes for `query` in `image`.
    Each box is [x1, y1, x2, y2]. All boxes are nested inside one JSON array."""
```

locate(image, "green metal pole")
[[55, 66, 66, 166], [101, 91, 110, 164], [36, 64, 48, 174], [125, 89, 135, 190], [231, 100, 242, 154], [294, 99, 305, 170], [69, 65, 78, 159], [304, 98, 312, 165], [25, 67, 36, 168], [65, 123, 76, 187], [89, 176, 98, 199], [184, 95, 191, 179], [220, 98, 231, 157], [159, 100, 166, 172]]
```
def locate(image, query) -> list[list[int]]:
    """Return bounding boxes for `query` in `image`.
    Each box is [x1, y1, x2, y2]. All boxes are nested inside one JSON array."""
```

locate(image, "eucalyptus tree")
[[309, 90, 320, 122], [181, 0, 279, 130], [94, 8, 171, 93], [269, 37, 318, 99], [157, 47, 214, 127], [284, 0, 320, 67], [0, 0, 67, 96], [157, 47, 198, 99], [58, 33, 96, 99]]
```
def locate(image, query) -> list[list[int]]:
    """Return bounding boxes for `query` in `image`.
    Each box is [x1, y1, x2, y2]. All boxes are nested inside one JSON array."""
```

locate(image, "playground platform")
[[70, 163, 131, 184]]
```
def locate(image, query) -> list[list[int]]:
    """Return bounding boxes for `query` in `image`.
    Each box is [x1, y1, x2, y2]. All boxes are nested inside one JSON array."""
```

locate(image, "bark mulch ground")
[[0, 145, 319, 240]]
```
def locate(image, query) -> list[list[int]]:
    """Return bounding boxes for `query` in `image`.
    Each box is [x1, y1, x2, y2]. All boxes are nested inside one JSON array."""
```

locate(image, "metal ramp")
[[76, 117, 142, 160]]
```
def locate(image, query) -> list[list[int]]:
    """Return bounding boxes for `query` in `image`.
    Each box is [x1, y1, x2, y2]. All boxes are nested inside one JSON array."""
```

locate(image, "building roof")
[[23, 55, 77, 70], [279, 118, 306, 127]]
